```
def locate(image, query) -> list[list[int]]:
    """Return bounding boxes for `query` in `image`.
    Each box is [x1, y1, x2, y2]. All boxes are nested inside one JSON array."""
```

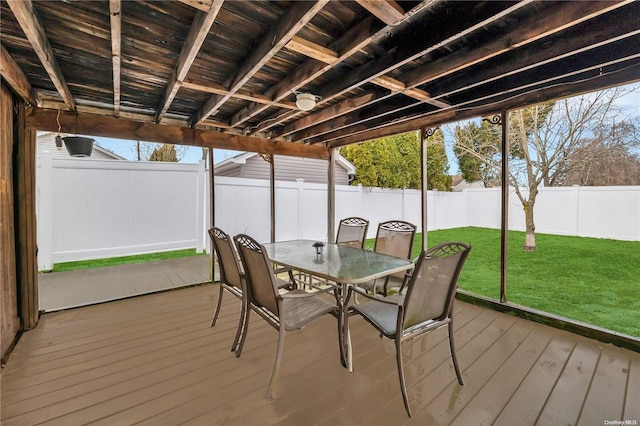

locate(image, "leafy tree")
[[452, 120, 502, 187], [451, 86, 638, 251], [340, 131, 451, 190], [425, 129, 453, 191]]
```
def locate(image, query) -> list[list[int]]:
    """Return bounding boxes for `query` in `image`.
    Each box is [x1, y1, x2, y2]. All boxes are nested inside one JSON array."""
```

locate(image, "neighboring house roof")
[[215, 152, 356, 185], [451, 174, 485, 192], [37, 132, 126, 160]]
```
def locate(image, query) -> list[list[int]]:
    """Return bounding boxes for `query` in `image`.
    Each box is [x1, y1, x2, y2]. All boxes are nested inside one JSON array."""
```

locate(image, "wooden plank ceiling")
[[2, 0, 640, 157]]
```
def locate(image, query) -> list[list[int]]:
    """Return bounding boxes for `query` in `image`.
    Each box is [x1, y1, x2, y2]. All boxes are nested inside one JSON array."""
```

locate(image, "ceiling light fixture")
[[295, 93, 317, 111]]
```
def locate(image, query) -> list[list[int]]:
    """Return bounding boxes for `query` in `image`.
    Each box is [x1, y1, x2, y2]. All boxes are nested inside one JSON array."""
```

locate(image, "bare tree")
[[452, 86, 638, 251], [558, 119, 640, 186], [132, 141, 189, 162]]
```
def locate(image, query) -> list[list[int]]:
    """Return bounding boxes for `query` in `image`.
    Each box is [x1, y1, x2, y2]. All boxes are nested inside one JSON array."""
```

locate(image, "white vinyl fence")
[[36, 153, 640, 271]]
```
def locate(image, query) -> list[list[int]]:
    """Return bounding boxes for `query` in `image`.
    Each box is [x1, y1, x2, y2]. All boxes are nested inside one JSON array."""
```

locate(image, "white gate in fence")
[[36, 153, 640, 271]]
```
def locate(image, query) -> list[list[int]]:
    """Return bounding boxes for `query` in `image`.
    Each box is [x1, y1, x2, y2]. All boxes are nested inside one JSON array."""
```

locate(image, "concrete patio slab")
[[38, 255, 215, 312]]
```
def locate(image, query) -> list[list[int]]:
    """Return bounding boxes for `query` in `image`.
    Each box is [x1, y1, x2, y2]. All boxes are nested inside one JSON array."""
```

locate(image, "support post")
[[196, 159, 205, 253], [208, 147, 215, 281], [328, 148, 336, 244], [15, 99, 39, 329], [499, 110, 509, 303], [270, 154, 275, 243], [420, 128, 435, 251]]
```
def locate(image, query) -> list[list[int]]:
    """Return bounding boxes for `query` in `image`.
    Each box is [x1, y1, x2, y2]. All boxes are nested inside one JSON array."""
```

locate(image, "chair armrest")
[[345, 285, 400, 306], [280, 287, 336, 299]]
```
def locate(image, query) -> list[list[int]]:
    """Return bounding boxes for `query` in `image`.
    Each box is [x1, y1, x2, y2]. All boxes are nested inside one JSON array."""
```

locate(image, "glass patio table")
[[263, 239, 414, 371]]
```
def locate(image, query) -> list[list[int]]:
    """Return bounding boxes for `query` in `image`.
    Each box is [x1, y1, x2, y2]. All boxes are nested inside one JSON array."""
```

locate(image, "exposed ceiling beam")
[[182, 79, 298, 109], [284, 36, 448, 108], [305, 33, 640, 147], [254, 1, 531, 134], [190, 0, 329, 126], [285, 36, 338, 64], [429, 13, 640, 104], [315, 40, 640, 147], [109, 0, 121, 116], [25, 107, 330, 160], [354, 0, 404, 26], [231, 1, 439, 130], [402, 0, 635, 91], [294, 95, 423, 143], [177, 0, 212, 12], [273, 0, 632, 141], [38, 98, 232, 130], [0, 44, 38, 105], [282, 37, 449, 109], [155, 0, 224, 123], [275, 88, 390, 139], [7, 0, 76, 111], [328, 60, 640, 148]]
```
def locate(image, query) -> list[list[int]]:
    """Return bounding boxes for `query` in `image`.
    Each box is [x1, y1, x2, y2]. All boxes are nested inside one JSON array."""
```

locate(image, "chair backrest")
[[209, 227, 243, 290], [402, 242, 471, 331], [233, 234, 280, 315], [374, 220, 416, 259], [335, 217, 369, 249]]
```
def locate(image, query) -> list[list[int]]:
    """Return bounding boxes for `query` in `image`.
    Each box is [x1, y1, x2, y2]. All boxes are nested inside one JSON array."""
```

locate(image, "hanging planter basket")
[[62, 136, 94, 157]]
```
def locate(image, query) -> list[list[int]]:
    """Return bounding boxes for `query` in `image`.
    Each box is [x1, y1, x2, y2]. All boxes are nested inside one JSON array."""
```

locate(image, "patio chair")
[[208, 227, 292, 355], [233, 233, 342, 398], [360, 220, 416, 296], [335, 217, 369, 249], [345, 241, 471, 417]]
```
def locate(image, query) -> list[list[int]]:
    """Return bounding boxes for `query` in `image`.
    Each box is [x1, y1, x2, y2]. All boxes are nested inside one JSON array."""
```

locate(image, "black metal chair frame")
[[233, 233, 343, 398], [368, 220, 417, 296], [345, 241, 471, 417]]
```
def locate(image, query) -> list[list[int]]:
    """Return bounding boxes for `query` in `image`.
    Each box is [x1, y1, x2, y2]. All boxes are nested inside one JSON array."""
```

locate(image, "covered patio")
[[2, 1, 640, 424]]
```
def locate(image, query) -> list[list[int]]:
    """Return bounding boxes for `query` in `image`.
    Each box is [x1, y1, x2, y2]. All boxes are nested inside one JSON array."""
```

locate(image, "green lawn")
[[367, 227, 639, 337], [49, 249, 206, 272], [49, 229, 639, 337]]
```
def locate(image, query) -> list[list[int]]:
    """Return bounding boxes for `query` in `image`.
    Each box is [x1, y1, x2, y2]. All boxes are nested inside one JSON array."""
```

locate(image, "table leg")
[[339, 282, 353, 371]]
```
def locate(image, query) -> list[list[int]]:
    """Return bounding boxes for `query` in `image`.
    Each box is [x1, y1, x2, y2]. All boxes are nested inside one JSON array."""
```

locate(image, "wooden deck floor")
[[1, 284, 638, 425]]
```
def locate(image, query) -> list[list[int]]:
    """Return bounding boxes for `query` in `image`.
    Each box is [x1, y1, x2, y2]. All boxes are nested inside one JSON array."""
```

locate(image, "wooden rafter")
[[276, 88, 389, 140], [429, 17, 640, 105], [109, 0, 121, 116], [177, 0, 212, 12], [229, 15, 378, 129], [181, 79, 298, 110], [284, 37, 439, 101], [280, 36, 449, 125], [298, 18, 640, 147], [328, 59, 640, 148], [253, 1, 531, 135], [190, 0, 329, 126], [25, 108, 330, 160], [232, 2, 438, 131], [7, 0, 75, 111], [155, 0, 224, 123], [0, 44, 37, 105], [402, 0, 635, 91], [354, 0, 404, 26], [37, 98, 232, 130], [293, 95, 423, 144], [312, 40, 640, 147], [270, 0, 630, 141]]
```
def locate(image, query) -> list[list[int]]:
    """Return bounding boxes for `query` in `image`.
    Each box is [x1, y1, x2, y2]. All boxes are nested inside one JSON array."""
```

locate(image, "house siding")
[[37, 132, 123, 160], [217, 154, 351, 185]]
